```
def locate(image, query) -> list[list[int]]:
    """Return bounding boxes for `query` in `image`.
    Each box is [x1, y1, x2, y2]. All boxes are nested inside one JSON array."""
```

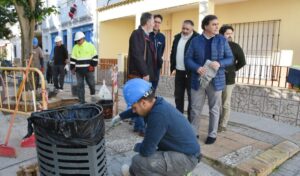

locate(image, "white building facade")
[[42, 0, 99, 59]]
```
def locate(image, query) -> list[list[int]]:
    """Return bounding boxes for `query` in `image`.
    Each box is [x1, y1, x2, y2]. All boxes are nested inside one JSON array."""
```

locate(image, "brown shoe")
[[138, 132, 145, 137], [218, 126, 227, 133]]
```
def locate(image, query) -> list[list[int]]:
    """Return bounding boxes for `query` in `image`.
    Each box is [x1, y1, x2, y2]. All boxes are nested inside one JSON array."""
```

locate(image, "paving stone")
[[236, 157, 270, 176], [229, 122, 285, 145], [218, 145, 262, 167], [213, 136, 247, 152], [272, 141, 299, 157], [236, 141, 300, 176], [220, 131, 258, 146], [202, 144, 234, 159], [251, 141, 273, 151]]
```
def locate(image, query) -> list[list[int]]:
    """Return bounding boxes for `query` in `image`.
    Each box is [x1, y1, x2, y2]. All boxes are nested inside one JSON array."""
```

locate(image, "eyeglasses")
[[154, 21, 161, 24]]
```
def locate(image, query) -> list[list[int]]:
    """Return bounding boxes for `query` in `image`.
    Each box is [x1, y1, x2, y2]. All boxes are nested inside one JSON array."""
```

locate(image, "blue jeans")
[[133, 116, 145, 133], [151, 70, 160, 91], [120, 108, 145, 133]]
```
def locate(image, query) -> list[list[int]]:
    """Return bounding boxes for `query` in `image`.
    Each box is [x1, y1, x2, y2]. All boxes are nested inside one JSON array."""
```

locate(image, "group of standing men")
[[125, 13, 246, 141], [113, 12, 246, 176]]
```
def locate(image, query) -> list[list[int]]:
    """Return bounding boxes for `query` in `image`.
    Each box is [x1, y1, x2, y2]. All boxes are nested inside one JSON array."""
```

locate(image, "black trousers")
[[174, 69, 192, 121], [53, 65, 65, 89]]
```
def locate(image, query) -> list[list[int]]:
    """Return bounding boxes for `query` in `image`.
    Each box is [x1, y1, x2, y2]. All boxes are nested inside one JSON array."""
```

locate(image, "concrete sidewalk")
[[0, 84, 300, 176]]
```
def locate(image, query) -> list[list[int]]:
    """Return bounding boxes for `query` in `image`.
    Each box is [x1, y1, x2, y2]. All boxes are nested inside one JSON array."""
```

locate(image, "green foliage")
[[0, 3, 17, 39], [15, 0, 58, 22]]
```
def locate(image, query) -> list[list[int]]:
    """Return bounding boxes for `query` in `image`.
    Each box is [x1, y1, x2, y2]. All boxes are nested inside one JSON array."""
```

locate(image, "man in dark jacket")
[[185, 15, 233, 144], [53, 36, 68, 91], [127, 12, 155, 136], [150, 14, 165, 90], [128, 12, 156, 82], [112, 79, 201, 176], [170, 20, 198, 121], [218, 25, 246, 132]]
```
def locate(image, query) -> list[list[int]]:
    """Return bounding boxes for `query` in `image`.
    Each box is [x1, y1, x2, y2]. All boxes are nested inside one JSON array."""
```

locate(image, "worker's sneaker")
[[121, 164, 130, 176], [205, 137, 216, 144], [218, 126, 227, 133], [138, 131, 145, 137]]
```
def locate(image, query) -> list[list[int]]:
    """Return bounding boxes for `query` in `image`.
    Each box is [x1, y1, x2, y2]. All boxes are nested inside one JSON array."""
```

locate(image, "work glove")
[[111, 114, 121, 127], [88, 65, 95, 72]]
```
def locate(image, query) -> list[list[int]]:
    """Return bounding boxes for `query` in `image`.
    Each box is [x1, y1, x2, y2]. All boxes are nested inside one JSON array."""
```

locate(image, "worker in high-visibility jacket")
[[70, 31, 98, 103]]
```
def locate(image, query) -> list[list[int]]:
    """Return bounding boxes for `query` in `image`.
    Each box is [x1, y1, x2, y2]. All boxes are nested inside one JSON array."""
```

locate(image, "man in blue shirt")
[[185, 15, 233, 144], [112, 78, 200, 176], [150, 14, 165, 90]]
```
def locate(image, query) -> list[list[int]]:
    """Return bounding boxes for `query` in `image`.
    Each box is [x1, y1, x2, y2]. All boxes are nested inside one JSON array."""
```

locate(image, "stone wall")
[[231, 84, 300, 127], [156, 75, 300, 127]]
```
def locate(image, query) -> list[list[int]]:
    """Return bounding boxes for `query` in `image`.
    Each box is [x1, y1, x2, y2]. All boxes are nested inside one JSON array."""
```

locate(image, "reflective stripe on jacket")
[[70, 41, 98, 72]]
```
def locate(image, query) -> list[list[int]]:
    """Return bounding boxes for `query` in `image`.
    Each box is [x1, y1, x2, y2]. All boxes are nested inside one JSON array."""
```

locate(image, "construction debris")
[[16, 163, 39, 176]]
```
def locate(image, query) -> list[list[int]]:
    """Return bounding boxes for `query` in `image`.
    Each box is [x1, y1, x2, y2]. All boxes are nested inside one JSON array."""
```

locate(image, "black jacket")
[[225, 41, 246, 85], [128, 26, 156, 81], [53, 45, 68, 65], [170, 31, 199, 72]]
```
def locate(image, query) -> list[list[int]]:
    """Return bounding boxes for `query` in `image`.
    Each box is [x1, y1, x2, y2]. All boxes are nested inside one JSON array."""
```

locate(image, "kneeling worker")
[[112, 78, 201, 176]]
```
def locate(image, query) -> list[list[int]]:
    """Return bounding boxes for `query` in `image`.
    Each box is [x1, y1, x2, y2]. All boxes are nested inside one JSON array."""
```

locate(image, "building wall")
[[170, 9, 199, 37], [42, 0, 97, 57], [215, 0, 300, 65], [99, 18, 135, 58], [159, 14, 172, 31]]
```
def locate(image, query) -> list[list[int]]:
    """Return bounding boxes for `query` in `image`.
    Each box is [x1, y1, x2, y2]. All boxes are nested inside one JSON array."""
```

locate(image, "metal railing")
[[236, 65, 289, 88], [0, 67, 48, 115]]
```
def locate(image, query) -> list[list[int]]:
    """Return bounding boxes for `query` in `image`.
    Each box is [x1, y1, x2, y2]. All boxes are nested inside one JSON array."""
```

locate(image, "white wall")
[[42, 0, 98, 56]]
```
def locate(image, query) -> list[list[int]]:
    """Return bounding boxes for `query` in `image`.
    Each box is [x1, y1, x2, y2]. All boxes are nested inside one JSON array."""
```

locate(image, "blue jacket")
[[132, 97, 200, 157], [185, 34, 233, 91], [150, 32, 165, 70]]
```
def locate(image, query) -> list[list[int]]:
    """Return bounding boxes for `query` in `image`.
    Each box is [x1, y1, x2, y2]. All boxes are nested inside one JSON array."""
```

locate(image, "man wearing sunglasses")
[[170, 20, 199, 121]]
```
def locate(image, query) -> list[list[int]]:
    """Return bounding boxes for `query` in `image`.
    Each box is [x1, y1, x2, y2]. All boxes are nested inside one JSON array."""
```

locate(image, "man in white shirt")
[[170, 20, 199, 121]]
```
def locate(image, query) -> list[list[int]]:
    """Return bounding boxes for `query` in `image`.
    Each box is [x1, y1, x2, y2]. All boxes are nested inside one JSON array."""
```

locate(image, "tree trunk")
[[13, 0, 36, 66]]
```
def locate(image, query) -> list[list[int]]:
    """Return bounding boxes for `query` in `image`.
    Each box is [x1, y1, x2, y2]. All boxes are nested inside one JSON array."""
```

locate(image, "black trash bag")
[[26, 103, 104, 146]]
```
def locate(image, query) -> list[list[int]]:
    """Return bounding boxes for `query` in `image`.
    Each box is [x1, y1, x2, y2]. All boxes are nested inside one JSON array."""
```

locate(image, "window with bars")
[[228, 20, 287, 87]]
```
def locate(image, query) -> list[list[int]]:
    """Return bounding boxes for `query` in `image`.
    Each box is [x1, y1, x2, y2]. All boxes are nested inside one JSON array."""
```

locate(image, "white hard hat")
[[74, 31, 85, 41], [54, 36, 62, 43]]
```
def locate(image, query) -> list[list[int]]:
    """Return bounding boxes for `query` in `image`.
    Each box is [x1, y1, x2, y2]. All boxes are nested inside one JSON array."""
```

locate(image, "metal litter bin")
[[30, 104, 107, 176]]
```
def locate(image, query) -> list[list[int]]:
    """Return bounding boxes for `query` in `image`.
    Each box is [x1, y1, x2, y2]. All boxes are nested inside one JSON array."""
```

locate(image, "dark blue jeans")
[[76, 71, 95, 103], [151, 70, 161, 91], [133, 117, 145, 133], [120, 108, 145, 133]]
